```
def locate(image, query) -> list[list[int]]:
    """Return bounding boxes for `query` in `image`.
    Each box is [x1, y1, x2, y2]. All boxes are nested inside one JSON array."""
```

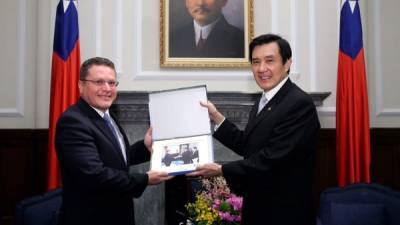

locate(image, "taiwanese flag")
[[336, 0, 370, 187], [47, 0, 80, 190]]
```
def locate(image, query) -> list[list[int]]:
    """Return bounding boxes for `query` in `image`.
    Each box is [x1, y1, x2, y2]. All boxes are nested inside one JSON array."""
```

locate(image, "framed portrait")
[[160, 0, 254, 68]]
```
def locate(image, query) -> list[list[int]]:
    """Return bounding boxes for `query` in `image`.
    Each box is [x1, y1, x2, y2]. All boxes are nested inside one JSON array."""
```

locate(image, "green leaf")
[[219, 201, 232, 212]]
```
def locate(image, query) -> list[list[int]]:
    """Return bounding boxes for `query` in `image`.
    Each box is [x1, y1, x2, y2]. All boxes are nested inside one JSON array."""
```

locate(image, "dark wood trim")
[[370, 128, 400, 190], [0, 129, 48, 225], [1, 127, 399, 225]]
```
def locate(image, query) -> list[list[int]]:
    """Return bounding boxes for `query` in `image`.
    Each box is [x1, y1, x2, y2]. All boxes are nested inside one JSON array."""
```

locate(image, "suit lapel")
[[110, 112, 130, 163], [184, 24, 197, 50], [207, 17, 226, 44], [94, 118, 121, 150], [247, 95, 260, 123], [243, 79, 294, 141], [77, 99, 127, 165]]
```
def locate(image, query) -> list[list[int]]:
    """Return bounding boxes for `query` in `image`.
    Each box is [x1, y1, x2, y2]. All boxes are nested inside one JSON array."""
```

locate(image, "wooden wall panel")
[[0, 130, 48, 225], [371, 129, 400, 190], [0, 127, 399, 225]]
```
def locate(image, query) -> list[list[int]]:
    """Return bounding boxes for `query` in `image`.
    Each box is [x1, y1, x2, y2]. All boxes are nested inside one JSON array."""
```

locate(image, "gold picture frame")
[[160, 0, 254, 68]]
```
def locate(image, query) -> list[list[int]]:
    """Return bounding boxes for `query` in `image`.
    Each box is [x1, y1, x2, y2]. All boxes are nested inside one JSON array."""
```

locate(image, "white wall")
[[0, 0, 399, 129]]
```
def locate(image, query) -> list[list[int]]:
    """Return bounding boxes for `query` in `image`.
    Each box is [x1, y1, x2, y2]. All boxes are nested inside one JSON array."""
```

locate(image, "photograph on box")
[[151, 135, 213, 175]]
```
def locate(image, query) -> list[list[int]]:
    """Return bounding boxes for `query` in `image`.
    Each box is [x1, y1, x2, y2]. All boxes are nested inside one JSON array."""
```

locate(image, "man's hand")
[[146, 170, 174, 185], [200, 101, 225, 125], [186, 163, 223, 178], [144, 127, 153, 153]]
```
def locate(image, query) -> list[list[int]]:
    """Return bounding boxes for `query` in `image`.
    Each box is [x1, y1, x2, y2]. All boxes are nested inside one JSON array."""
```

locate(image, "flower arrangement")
[[186, 176, 243, 225]]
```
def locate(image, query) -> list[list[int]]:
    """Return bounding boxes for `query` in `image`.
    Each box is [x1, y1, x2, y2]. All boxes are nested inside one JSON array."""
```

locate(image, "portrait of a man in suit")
[[169, 0, 245, 58]]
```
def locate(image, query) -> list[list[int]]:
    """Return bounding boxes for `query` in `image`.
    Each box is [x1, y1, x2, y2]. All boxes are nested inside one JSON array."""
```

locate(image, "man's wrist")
[[217, 164, 223, 176], [213, 112, 225, 125], [213, 117, 225, 131]]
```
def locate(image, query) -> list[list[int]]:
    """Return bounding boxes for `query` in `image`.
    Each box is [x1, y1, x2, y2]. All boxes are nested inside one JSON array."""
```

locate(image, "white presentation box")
[[148, 85, 214, 175]]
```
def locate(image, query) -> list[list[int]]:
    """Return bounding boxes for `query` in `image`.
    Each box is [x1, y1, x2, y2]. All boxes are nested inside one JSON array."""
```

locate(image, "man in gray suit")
[[189, 34, 320, 225]]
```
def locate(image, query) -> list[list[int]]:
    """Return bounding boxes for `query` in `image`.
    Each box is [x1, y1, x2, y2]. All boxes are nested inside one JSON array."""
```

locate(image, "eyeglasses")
[[81, 79, 119, 87]]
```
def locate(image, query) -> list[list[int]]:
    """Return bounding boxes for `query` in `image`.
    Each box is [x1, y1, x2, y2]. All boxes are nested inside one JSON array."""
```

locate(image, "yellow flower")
[[186, 177, 242, 225], [186, 193, 219, 224]]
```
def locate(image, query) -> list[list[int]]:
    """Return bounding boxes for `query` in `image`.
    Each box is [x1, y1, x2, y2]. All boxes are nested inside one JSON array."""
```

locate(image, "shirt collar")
[[90, 106, 109, 118], [262, 76, 289, 102], [193, 17, 220, 43]]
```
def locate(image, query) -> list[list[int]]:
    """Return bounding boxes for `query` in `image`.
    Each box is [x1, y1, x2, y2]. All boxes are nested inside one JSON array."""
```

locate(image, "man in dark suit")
[[180, 144, 194, 164], [55, 57, 172, 225], [162, 146, 179, 167], [189, 34, 320, 225], [169, 0, 244, 58]]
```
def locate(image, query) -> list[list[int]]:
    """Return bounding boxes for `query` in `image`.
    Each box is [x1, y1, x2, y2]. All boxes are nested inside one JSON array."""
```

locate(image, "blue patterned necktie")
[[103, 113, 126, 162]]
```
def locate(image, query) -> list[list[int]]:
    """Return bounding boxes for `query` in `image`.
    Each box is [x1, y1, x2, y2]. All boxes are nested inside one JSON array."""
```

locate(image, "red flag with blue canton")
[[47, 0, 80, 190], [336, 0, 370, 187]]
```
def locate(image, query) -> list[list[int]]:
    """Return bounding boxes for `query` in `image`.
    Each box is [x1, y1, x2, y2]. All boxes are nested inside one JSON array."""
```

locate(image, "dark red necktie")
[[197, 30, 205, 50]]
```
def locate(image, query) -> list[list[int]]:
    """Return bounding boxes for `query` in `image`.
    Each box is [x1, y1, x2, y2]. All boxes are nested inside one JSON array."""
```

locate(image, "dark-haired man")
[[55, 57, 172, 225], [169, 0, 244, 58], [189, 34, 320, 225]]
